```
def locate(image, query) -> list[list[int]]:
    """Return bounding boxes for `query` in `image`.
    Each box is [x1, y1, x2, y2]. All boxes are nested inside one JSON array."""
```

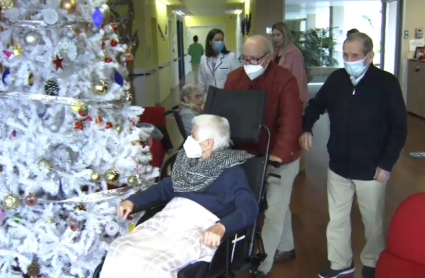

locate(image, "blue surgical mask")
[[344, 57, 367, 77], [212, 41, 224, 53]]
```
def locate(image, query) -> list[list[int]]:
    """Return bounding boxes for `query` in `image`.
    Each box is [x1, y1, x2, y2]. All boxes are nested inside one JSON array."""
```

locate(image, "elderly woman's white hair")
[[192, 114, 230, 151], [180, 84, 201, 102]]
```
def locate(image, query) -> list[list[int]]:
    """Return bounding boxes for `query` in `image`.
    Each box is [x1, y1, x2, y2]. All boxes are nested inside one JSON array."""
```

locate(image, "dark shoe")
[[362, 266, 375, 278], [274, 249, 296, 264], [318, 263, 355, 278]]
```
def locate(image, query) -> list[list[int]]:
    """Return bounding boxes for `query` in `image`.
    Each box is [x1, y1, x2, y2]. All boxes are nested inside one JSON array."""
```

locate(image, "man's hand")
[[117, 200, 135, 219], [203, 223, 226, 247], [299, 132, 313, 151], [374, 167, 391, 182]]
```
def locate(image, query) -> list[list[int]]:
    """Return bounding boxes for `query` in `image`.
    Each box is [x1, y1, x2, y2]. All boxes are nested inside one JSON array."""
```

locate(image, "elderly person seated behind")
[[100, 114, 259, 278], [179, 84, 204, 136]]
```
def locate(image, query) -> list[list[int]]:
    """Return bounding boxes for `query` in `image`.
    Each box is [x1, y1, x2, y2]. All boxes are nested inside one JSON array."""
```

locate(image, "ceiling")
[[162, 0, 244, 16], [162, 0, 380, 16]]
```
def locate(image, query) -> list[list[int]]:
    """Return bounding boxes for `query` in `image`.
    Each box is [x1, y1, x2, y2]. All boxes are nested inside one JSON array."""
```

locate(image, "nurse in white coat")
[[198, 29, 241, 95]]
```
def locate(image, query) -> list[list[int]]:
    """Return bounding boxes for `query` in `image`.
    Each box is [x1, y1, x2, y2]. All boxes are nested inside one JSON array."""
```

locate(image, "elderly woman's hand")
[[203, 223, 226, 247], [118, 200, 134, 219]]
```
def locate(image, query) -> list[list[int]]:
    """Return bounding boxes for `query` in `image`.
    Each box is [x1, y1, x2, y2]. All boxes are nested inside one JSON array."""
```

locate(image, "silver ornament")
[[145, 165, 153, 174], [43, 8, 59, 25], [65, 28, 76, 39], [120, 55, 126, 63], [24, 31, 41, 46], [90, 25, 99, 33], [50, 123, 60, 132]]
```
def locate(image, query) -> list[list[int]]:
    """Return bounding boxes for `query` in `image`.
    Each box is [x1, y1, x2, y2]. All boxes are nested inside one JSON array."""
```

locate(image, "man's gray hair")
[[345, 32, 374, 56], [192, 114, 230, 151], [180, 84, 200, 102], [246, 35, 274, 55]]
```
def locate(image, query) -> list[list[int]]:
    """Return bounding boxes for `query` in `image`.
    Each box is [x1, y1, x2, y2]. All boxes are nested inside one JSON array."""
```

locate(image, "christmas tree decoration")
[[2, 68, 10, 85], [53, 55, 64, 70], [90, 171, 100, 182], [114, 70, 124, 86], [0, 209, 3, 221], [28, 73, 34, 86], [2, 50, 12, 58], [105, 221, 119, 236], [127, 175, 137, 186], [126, 92, 133, 104], [96, 116, 103, 126], [145, 164, 154, 174], [24, 193, 38, 206], [27, 259, 40, 277], [78, 106, 88, 117], [65, 26, 77, 39], [24, 31, 41, 46], [0, 2, 157, 276], [42, 8, 59, 25], [44, 80, 59, 95], [2, 194, 19, 210], [11, 43, 23, 56], [92, 8, 103, 28], [0, 0, 14, 9], [58, 37, 70, 53], [74, 121, 83, 130], [104, 169, 120, 184], [37, 158, 52, 172], [104, 57, 112, 63], [93, 80, 108, 95], [60, 0, 77, 13]]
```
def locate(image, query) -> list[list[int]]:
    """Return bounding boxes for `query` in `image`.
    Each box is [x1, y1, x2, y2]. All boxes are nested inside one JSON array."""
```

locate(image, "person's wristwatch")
[[268, 160, 282, 168]]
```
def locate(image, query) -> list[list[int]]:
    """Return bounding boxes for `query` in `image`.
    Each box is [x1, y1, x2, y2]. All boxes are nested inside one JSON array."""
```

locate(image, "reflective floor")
[[160, 73, 425, 278]]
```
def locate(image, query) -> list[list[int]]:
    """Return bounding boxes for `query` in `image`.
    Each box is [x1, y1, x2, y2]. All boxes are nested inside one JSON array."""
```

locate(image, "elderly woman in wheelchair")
[[99, 114, 259, 278]]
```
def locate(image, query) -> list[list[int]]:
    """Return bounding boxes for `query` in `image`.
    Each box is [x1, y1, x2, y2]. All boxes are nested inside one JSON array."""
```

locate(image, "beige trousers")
[[327, 169, 386, 270], [191, 63, 200, 85], [259, 158, 300, 274]]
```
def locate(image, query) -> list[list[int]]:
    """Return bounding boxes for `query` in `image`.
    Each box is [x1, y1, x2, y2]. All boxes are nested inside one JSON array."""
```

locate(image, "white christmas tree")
[[0, 0, 158, 277]]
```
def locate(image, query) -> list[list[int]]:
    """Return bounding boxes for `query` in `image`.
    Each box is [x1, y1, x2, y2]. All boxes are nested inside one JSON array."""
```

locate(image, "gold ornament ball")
[[90, 171, 100, 182], [104, 169, 120, 184], [0, 0, 15, 9], [70, 98, 84, 112], [47, 218, 54, 223], [2, 194, 19, 210], [74, 203, 86, 211], [127, 175, 138, 186], [93, 80, 109, 95], [60, 0, 77, 13], [126, 93, 133, 104], [28, 73, 34, 86], [116, 125, 122, 133]]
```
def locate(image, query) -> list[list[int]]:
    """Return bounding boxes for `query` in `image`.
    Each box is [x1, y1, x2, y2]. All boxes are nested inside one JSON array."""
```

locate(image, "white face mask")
[[243, 55, 269, 80], [344, 57, 367, 77], [183, 136, 203, 158]]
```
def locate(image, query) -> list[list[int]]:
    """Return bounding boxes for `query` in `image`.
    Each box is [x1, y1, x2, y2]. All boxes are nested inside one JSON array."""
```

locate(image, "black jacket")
[[303, 65, 407, 180]]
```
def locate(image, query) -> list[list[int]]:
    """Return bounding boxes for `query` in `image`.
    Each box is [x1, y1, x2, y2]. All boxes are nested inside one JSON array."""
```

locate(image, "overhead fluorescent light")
[[175, 10, 185, 16], [157, 0, 170, 5]]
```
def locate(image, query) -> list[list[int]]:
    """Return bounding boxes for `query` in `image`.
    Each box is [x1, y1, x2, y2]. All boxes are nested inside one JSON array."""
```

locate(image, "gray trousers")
[[258, 158, 300, 273]]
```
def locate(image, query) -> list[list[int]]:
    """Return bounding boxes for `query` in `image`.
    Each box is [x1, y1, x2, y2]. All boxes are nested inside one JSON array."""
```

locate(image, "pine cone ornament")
[[27, 260, 40, 277]]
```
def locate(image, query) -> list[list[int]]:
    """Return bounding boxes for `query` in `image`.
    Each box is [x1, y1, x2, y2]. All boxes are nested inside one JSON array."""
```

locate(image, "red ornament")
[[105, 57, 112, 63], [87, 116, 93, 121], [111, 23, 118, 31], [25, 194, 38, 206], [11, 130, 16, 137], [106, 121, 113, 129], [53, 55, 63, 71], [125, 61, 131, 65], [110, 40, 118, 47], [74, 121, 83, 130]]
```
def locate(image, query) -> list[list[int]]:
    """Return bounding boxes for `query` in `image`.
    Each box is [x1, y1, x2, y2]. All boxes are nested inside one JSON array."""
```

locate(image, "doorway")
[[381, 0, 403, 76], [187, 25, 226, 52], [176, 20, 185, 81]]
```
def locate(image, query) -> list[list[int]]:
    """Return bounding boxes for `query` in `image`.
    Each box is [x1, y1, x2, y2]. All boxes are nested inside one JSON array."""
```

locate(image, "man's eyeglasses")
[[238, 53, 269, 65]]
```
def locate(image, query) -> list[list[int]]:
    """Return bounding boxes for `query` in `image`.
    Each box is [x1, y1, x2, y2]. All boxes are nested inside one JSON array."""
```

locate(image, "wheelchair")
[[93, 87, 272, 278]]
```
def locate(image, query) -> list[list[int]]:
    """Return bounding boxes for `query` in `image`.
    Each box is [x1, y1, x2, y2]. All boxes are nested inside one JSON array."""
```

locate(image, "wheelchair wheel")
[[160, 152, 178, 179]]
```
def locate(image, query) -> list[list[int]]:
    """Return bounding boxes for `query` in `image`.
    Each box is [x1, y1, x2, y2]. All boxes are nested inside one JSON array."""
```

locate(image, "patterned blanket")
[[100, 197, 219, 278]]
